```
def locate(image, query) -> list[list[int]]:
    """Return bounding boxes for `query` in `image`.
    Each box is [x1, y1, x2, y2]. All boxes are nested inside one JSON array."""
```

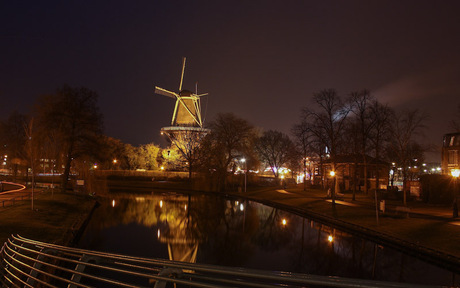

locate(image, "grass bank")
[[0, 190, 96, 245]]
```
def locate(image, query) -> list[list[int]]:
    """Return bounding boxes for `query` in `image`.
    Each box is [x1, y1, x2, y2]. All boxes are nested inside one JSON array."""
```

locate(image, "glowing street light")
[[240, 158, 247, 193]]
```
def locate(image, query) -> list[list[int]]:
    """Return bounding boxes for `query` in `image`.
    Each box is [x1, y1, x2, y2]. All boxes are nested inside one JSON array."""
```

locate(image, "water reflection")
[[79, 191, 459, 286]]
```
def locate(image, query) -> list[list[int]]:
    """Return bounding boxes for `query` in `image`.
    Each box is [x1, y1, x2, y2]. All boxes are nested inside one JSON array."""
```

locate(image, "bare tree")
[[349, 90, 374, 194], [368, 101, 393, 191], [292, 121, 315, 190], [255, 130, 294, 179], [198, 113, 256, 191], [35, 85, 103, 192], [387, 109, 428, 206], [166, 128, 207, 179], [301, 89, 351, 207], [0, 111, 31, 179]]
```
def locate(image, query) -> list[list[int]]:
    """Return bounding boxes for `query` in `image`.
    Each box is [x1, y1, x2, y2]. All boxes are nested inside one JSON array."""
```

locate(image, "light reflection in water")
[[79, 192, 459, 287]]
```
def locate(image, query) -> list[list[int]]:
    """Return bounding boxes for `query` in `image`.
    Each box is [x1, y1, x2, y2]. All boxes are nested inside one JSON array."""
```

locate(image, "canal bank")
[[0, 189, 96, 246]]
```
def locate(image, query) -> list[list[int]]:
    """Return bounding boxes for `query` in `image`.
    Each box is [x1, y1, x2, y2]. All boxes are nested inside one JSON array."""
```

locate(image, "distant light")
[[160, 200, 163, 208], [113, 159, 117, 164], [239, 203, 244, 211], [157, 229, 161, 239], [282, 219, 287, 226], [452, 169, 460, 178], [160, 166, 165, 170], [328, 235, 334, 243], [330, 171, 335, 177], [437, 167, 442, 171], [184, 204, 187, 211], [241, 158, 246, 163], [112, 199, 116, 207], [93, 164, 98, 169]]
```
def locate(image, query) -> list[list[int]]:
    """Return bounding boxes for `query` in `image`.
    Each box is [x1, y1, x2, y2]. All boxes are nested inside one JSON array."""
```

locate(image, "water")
[[78, 191, 459, 286]]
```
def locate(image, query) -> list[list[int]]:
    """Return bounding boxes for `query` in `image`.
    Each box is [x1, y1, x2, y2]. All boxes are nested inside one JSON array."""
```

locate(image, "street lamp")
[[452, 169, 460, 218], [241, 158, 247, 193], [329, 170, 335, 202]]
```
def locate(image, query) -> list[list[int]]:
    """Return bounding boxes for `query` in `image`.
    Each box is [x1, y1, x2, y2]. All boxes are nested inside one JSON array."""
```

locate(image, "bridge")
[[0, 235, 439, 288]]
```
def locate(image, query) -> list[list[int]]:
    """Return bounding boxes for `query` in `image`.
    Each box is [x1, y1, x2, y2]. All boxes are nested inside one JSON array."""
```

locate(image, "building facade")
[[442, 132, 460, 175]]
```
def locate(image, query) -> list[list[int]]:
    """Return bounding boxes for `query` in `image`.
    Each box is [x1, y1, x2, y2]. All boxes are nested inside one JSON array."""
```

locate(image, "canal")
[[78, 191, 458, 286]]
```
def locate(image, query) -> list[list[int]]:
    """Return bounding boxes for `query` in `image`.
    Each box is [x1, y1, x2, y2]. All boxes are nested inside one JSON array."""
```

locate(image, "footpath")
[[227, 186, 460, 273]]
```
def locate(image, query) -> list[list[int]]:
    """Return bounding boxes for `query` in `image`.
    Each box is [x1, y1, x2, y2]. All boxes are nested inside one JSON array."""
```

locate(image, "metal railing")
[[0, 235, 443, 288]]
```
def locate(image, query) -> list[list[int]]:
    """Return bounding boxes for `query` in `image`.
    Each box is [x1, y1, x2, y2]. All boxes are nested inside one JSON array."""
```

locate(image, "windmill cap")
[[179, 90, 193, 96]]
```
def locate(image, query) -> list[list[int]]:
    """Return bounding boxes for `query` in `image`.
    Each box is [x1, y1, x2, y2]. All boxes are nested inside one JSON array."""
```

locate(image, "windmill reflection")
[[156, 195, 199, 264]]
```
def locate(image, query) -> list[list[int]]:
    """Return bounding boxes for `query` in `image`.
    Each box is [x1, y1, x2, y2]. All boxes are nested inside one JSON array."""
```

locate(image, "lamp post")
[[329, 170, 336, 206], [241, 158, 247, 193], [452, 169, 460, 218]]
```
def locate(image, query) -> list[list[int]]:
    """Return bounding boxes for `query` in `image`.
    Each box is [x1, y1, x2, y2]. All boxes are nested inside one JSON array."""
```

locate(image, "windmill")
[[154, 57, 210, 179], [155, 57, 208, 128]]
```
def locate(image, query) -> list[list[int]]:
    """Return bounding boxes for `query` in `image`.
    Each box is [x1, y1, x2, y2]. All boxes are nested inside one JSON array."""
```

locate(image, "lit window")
[[448, 150, 458, 165]]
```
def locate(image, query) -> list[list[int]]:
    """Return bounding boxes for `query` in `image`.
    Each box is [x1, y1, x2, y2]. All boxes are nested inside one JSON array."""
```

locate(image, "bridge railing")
[[0, 235, 440, 288]]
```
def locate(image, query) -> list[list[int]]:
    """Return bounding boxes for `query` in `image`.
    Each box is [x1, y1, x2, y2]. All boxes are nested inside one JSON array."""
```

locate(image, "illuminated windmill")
[[155, 57, 208, 128], [155, 57, 210, 178]]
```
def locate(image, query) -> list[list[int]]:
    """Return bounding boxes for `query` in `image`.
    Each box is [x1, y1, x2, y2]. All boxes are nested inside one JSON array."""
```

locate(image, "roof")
[[323, 154, 390, 166]]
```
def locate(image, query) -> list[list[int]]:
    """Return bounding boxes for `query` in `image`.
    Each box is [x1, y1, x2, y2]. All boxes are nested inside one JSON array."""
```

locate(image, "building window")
[[448, 150, 458, 165]]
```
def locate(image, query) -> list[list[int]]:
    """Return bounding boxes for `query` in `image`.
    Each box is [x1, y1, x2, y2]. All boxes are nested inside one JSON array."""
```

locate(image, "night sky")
[[2, 1, 460, 162]]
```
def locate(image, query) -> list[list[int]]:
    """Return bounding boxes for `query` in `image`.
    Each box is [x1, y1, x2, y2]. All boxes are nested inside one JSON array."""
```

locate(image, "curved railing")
[[0, 235, 441, 288]]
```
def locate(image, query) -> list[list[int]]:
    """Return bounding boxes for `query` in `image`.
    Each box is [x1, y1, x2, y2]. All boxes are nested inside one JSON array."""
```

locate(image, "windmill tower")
[[155, 57, 208, 128]]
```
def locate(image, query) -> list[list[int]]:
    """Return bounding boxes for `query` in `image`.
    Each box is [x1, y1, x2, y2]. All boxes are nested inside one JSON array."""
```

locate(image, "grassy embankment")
[[0, 190, 96, 245]]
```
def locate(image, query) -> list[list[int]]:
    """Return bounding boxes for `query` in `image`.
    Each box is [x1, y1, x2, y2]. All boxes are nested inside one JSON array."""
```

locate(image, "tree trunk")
[[61, 144, 73, 192]]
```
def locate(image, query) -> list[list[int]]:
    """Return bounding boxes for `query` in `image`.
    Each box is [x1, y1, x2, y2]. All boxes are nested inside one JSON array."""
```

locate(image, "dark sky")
[[2, 1, 460, 162]]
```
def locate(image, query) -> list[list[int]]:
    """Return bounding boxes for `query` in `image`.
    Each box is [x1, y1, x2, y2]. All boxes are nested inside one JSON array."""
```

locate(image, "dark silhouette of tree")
[[301, 89, 351, 207], [0, 111, 29, 178], [255, 130, 294, 179], [386, 109, 428, 206], [349, 90, 374, 194], [292, 121, 315, 191], [167, 128, 207, 179], [198, 113, 256, 191], [368, 101, 393, 192], [35, 85, 103, 192]]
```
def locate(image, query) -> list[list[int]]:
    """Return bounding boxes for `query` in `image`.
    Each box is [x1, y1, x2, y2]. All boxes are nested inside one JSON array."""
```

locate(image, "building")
[[441, 132, 460, 175], [322, 154, 390, 192]]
